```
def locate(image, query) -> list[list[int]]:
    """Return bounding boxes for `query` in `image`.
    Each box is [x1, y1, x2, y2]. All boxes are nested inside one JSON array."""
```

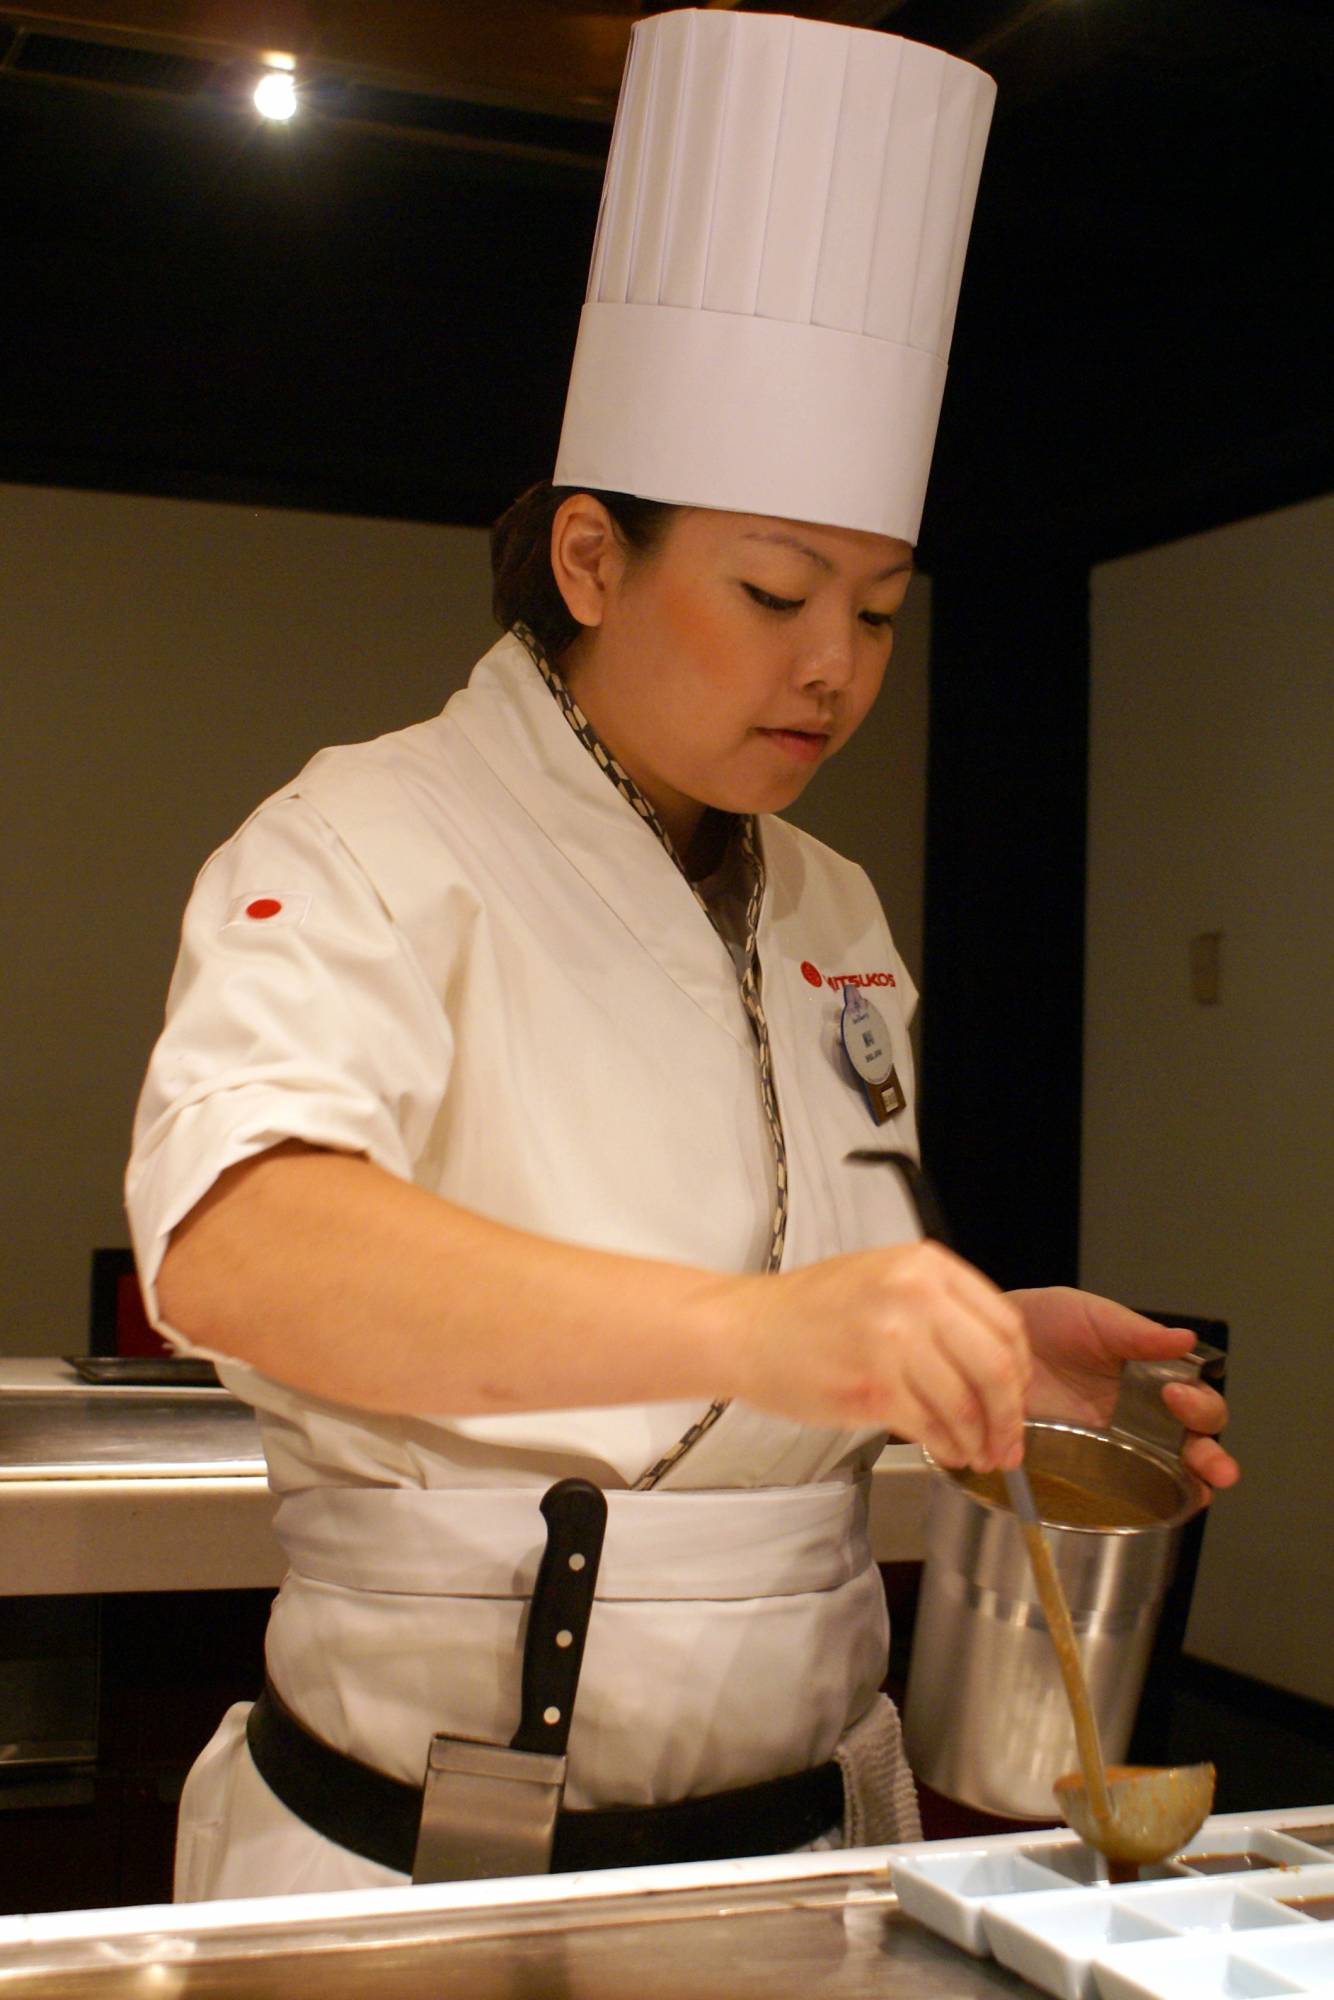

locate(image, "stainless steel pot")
[[901, 1409, 1209, 1821]]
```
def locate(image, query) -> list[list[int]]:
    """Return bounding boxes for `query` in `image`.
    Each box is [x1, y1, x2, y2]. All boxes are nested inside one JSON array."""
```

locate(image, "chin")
[[742, 783, 814, 821], [768, 767, 822, 810]]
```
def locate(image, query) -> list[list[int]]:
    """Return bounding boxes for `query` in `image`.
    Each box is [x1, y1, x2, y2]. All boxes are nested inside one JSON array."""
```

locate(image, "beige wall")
[[2, 483, 498, 1349], [1082, 494, 1334, 1703], [0, 481, 928, 1354]]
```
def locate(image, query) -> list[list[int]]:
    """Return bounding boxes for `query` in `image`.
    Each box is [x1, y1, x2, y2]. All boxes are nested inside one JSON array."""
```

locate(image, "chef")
[[126, 10, 1236, 1903]]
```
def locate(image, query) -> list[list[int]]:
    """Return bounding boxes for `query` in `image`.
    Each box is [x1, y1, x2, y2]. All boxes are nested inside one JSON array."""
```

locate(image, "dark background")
[[3, 0, 1330, 1283]]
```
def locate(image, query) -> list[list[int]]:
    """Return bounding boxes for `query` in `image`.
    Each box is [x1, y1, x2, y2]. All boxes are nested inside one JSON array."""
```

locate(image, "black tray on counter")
[[62, 1355, 221, 1389]]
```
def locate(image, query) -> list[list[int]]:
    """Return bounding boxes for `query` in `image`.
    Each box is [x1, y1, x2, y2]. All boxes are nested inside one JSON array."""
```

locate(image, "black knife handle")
[[511, 1478, 608, 1758]]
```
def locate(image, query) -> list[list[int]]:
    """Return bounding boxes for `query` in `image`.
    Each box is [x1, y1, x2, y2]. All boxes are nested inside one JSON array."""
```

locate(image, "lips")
[[758, 726, 832, 764]]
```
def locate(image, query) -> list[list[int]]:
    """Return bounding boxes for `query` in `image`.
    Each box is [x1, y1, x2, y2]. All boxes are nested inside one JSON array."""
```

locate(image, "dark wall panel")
[[921, 544, 1090, 1289], [1, 77, 601, 520]]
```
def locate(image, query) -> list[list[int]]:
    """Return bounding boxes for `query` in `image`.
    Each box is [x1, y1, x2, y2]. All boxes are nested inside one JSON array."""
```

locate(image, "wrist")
[[675, 1269, 765, 1405]]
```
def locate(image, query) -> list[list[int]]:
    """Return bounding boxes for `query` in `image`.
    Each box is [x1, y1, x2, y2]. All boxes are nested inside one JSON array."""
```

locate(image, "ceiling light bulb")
[[254, 70, 297, 121]]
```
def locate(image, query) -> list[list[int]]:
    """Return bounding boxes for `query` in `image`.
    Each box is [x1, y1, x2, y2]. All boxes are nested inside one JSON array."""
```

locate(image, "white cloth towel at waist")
[[835, 1694, 922, 1847]]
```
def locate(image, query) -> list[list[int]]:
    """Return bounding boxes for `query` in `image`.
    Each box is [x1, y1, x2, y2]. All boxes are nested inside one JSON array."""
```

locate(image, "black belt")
[[246, 1679, 844, 1877]]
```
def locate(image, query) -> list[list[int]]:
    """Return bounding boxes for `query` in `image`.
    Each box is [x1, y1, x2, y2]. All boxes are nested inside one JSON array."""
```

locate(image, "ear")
[[550, 493, 627, 630]]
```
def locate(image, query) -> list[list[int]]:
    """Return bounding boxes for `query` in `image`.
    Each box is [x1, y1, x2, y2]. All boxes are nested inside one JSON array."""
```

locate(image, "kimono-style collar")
[[447, 630, 755, 1047], [517, 622, 765, 928]]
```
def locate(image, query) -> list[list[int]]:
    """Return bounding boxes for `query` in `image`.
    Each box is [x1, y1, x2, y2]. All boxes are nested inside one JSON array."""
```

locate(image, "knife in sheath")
[[412, 1476, 608, 1882]]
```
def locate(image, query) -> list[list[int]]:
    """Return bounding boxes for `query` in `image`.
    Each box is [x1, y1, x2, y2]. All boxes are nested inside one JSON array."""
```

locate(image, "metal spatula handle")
[[1001, 1464, 1040, 1526]]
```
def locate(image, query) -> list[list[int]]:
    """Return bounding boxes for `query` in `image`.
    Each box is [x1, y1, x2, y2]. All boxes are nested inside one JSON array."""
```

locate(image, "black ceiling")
[[2, 0, 1330, 565]]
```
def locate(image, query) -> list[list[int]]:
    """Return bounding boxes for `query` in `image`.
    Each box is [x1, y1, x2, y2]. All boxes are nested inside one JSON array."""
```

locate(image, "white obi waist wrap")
[[265, 1478, 889, 1810]]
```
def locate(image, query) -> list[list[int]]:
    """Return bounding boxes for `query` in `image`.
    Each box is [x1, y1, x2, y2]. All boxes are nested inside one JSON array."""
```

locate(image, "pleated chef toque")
[[554, 10, 996, 544]]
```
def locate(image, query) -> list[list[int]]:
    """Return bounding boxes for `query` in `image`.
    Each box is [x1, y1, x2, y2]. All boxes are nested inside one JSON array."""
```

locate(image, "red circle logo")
[[800, 960, 823, 987], [245, 898, 283, 920]]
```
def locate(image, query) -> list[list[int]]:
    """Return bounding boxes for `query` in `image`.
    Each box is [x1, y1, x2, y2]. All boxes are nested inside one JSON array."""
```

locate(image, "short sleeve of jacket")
[[126, 792, 457, 1341]]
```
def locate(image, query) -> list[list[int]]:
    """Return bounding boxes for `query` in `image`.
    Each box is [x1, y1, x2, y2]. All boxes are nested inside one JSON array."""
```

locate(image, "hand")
[[1009, 1285, 1239, 1492], [729, 1241, 1032, 1472]]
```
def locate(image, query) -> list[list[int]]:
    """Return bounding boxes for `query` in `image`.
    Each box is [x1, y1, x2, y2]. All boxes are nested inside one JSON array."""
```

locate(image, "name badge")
[[840, 984, 906, 1126]]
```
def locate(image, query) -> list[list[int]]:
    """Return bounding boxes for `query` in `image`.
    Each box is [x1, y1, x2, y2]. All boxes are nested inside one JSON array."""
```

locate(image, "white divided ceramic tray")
[[890, 1804, 1334, 2000]]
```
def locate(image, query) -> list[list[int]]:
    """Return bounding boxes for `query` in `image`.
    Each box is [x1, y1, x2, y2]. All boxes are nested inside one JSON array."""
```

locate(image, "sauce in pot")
[[956, 1467, 1160, 1530]]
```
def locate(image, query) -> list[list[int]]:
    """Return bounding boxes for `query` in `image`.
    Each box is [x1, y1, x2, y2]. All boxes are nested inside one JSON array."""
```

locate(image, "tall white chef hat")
[[553, 10, 995, 545]]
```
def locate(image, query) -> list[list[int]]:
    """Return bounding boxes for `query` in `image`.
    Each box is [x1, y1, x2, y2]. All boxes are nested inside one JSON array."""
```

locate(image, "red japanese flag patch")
[[223, 892, 311, 931]]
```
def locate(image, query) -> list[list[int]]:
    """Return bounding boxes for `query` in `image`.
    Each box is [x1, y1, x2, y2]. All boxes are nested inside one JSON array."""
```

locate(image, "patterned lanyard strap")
[[518, 627, 790, 1490]]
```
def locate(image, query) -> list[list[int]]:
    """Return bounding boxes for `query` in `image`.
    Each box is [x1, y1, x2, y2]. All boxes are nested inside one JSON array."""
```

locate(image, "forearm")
[[156, 1143, 744, 1418], [159, 1143, 1032, 1466]]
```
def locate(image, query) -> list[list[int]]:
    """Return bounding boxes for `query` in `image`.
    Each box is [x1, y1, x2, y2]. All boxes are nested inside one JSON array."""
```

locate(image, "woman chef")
[[127, 11, 1236, 1903]]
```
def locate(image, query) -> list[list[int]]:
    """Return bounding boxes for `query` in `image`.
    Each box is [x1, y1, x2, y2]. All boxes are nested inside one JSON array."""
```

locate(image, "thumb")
[[1085, 1296, 1199, 1360]]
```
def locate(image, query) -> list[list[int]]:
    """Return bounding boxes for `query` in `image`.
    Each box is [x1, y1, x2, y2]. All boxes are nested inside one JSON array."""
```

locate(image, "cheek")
[[654, 578, 739, 668], [648, 588, 762, 722], [840, 648, 892, 739]]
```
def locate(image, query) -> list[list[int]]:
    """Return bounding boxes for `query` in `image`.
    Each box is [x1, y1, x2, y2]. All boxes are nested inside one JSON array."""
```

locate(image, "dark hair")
[[490, 480, 679, 662]]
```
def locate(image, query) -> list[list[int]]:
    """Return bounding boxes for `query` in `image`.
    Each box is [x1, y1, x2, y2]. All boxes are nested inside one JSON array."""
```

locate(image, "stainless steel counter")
[[0, 1358, 933, 1595], [0, 1357, 277, 1595], [0, 1384, 264, 1478], [0, 1857, 1030, 1998]]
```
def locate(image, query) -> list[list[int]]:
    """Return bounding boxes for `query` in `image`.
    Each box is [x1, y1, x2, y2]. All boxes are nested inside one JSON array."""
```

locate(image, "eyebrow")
[[740, 531, 913, 582]]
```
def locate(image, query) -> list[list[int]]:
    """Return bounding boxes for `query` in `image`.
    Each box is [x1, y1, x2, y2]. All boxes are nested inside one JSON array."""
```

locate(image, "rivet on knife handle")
[[510, 1477, 607, 1758]]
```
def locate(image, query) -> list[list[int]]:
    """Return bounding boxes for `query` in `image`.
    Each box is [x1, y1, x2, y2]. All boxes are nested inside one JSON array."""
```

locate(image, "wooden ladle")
[[868, 1151, 1217, 1869], [1002, 1464, 1215, 1869]]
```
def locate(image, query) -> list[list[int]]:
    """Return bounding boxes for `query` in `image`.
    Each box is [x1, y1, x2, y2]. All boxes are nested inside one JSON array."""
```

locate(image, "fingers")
[[1161, 1379, 1228, 1434], [897, 1248, 1030, 1470], [1119, 1316, 1198, 1359], [1161, 1381, 1239, 1490], [900, 1344, 990, 1470], [911, 1384, 1025, 1475], [1181, 1432, 1241, 1490]]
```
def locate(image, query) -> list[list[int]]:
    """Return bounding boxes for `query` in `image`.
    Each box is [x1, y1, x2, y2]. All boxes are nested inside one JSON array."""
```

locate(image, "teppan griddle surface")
[[0, 1873, 1030, 1999]]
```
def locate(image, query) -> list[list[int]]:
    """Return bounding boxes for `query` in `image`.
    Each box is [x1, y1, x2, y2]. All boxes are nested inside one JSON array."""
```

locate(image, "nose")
[[794, 613, 858, 694]]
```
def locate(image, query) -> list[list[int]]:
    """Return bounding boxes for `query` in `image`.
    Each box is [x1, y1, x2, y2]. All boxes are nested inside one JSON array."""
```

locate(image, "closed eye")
[[742, 583, 804, 614], [860, 610, 896, 631]]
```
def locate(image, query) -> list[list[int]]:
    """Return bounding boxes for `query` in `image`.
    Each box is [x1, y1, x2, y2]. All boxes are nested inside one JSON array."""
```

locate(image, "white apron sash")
[[262, 1478, 889, 1808], [273, 1479, 871, 1597]]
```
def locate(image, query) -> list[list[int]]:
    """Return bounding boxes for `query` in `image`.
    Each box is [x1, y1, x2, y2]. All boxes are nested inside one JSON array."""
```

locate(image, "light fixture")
[[253, 67, 298, 121]]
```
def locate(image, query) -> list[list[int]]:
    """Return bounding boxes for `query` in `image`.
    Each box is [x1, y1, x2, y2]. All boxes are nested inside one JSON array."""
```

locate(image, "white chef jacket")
[[126, 631, 926, 1897]]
